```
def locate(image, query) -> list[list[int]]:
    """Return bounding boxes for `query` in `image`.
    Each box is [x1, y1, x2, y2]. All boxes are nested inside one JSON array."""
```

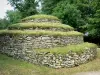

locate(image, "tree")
[[52, 1, 85, 28], [8, 0, 37, 17], [76, 0, 93, 19], [6, 10, 22, 24], [41, 0, 61, 14], [87, 10, 100, 39], [83, 0, 100, 43], [0, 18, 10, 29]]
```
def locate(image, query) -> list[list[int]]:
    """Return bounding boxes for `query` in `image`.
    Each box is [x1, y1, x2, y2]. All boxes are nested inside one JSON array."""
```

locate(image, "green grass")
[[8, 22, 74, 31], [0, 48, 100, 75], [22, 14, 60, 21], [0, 30, 83, 37], [36, 42, 97, 54]]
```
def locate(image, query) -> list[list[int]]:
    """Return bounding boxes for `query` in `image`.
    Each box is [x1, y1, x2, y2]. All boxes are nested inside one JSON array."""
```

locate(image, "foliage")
[[6, 10, 22, 24], [7, 0, 37, 17], [41, 0, 61, 14], [52, 2, 85, 28], [0, 18, 10, 29], [36, 42, 97, 54], [83, 0, 100, 43], [87, 9, 100, 39], [8, 22, 74, 30], [22, 14, 60, 21], [76, 0, 95, 19], [0, 30, 83, 36], [0, 10, 22, 29]]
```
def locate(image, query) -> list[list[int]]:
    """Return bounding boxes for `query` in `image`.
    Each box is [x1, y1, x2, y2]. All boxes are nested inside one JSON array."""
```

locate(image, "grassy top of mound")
[[36, 42, 97, 54], [8, 22, 74, 30], [22, 14, 60, 21], [0, 30, 83, 36]]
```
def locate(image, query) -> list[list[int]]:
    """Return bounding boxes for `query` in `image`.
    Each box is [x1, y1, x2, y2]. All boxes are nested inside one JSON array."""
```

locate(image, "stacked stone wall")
[[0, 35, 97, 68], [0, 35, 83, 50], [9, 27, 73, 32], [0, 34, 97, 68], [22, 19, 61, 23], [36, 48, 97, 68]]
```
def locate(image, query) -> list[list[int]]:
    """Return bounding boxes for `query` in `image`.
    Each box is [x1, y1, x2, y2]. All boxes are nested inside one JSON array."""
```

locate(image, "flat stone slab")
[[74, 71, 100, 75]]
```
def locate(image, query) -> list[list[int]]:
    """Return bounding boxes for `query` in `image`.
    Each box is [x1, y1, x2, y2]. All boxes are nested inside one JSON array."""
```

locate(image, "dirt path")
[[74, 71, 100, 75]]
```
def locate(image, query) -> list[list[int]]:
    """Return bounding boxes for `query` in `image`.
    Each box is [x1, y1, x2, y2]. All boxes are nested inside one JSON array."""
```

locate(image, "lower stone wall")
[[35, 48, 97, 68], [0, 45, 97, 68]]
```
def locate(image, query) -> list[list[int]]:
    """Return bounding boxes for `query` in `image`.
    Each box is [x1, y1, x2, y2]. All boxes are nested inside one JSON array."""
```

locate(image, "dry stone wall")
[[0, 35, 97, 68], [0, 34, 97, 68], [36, 48, 97, 68], [9, 27, 73, 32], [0, 35, 83, 49], [22, 19, 61, 23]]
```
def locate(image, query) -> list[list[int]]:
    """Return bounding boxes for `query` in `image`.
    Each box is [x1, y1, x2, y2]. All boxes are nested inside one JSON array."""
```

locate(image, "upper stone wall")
[[0, 30, 83, 49], [21, 14, 61, 23], [8, 15, 74, 32]]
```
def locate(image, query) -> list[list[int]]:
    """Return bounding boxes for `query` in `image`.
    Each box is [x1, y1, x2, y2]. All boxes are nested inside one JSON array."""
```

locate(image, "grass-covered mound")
[[0, 30, 83, 36], [22, 14, 60, 22], [8, 22, 74, 31], [36, 43, 97, 54]]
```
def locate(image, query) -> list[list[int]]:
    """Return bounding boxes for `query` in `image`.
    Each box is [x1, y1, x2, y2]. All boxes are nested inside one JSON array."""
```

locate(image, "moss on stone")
[[8, 22, 74, 30], [22, 14, 60, 21], [0, 30, 83, 36], [36, 42, 97, 54]]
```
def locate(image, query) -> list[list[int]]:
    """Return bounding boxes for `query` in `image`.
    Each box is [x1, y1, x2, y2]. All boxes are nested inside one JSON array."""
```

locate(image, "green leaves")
[[52, 2, 83, 28], [6, 10, 22, 24], [41, 0, 61, 14], [0, 18, 10, 29], [8, 0, 37, 17]]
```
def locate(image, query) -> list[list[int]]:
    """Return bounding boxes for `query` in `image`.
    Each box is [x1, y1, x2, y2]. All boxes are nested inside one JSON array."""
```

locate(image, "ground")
[[0, 48, 100, 75]]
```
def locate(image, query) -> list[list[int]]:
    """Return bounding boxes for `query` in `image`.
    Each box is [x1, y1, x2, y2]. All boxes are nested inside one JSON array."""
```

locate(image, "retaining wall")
[[0, 35, 83, 49], [22, 19, 61, 23], [0, 35, 97, 68], [9, 27, 73, 32]]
